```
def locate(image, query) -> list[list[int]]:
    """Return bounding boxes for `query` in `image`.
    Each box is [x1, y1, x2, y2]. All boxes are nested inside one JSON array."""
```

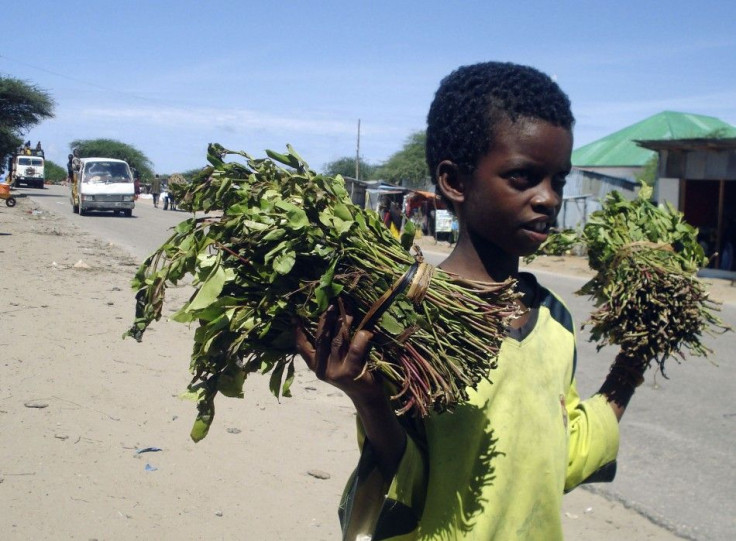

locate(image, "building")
[[572, 111, 736, 180], [637, 137, 736, 271]]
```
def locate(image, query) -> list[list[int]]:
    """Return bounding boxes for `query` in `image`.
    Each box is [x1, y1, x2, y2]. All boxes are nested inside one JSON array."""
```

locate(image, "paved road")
[[421, 241, 736, 541], [25, 184, 736, 540]]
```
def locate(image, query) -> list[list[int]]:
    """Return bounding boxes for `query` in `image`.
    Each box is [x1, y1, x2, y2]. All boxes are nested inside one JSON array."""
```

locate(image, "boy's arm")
[[294, 302, 407, 480], [351, 383, 408, 479], [566, 352, 647, 490], [565, 379, 620, 491]]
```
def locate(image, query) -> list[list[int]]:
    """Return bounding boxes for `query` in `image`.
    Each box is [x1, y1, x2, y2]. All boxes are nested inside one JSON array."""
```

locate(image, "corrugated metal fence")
[[557, 169, 638, 230]]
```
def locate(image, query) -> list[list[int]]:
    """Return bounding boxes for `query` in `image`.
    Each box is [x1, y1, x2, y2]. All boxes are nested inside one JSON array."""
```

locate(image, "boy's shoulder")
[[521, 272, 574, 335]]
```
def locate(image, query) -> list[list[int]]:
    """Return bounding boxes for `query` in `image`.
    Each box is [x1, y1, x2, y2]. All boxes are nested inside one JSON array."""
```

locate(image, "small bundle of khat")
[[576, 185, 729, 372]]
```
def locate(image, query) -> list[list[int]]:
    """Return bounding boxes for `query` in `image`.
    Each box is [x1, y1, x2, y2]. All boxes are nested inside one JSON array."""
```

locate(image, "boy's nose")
[[531, 179, 562, 211]]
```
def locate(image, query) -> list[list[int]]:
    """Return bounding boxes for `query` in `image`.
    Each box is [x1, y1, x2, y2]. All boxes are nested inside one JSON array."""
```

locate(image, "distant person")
[[450, 215, 459, 244], [66, 154, 74, 184], [388, 201, 403, 239], [379, 196, 391, 227], [134, 173, 141, 199], [69, 149, 82, 201], [150, 174, 162, 208], [166, 173, 185, 211], [71, 149, 81, 172]]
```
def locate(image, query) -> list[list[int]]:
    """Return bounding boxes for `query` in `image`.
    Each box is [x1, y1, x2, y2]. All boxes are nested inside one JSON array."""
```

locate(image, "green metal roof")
[[572, 111, 736, 167]]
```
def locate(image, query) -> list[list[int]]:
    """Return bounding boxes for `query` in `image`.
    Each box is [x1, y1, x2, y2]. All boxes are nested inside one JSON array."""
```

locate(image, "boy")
[[296, 61, 644, 540]]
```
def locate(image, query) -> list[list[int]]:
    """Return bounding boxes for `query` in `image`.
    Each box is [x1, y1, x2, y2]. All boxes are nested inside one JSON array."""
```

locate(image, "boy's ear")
[[436, 160, 465, 205]]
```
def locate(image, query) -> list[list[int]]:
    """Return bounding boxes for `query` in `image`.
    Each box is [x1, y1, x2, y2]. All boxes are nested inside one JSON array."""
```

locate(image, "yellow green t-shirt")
[[340, 275, 620, 540]]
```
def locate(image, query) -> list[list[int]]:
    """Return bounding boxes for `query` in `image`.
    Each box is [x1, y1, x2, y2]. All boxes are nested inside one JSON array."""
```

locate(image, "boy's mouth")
[[523, 220, 550, 234]]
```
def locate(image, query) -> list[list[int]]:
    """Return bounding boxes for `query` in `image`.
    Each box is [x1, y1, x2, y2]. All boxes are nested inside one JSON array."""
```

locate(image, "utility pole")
[[355, 119, 361, 180]]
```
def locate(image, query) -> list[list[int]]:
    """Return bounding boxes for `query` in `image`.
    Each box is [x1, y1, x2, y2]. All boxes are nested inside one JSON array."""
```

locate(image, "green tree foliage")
[[70, 138, 154, 179], [44, 160, 67, 183], [376, 131, 428, 188], [0, 77, 54, 164], [636, 155, 658, 186], [181, 167, 210, 181], [704, 128, 730, 138], [322, 156, 378, 180]]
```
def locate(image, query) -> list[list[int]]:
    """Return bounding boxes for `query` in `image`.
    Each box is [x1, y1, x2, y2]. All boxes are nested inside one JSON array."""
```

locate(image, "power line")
[[0, 53, 175, 106]]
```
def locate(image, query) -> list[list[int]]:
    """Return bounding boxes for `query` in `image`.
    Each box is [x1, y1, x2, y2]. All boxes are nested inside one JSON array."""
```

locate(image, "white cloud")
[[68, 105, 361, 136]]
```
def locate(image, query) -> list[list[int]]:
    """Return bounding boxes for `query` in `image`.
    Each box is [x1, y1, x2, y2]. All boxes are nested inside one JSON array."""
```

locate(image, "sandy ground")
[[3, 196, 724, 540]]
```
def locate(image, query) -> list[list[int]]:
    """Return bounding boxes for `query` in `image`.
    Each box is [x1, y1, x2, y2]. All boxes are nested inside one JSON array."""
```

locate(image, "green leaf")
[[190, 415, 212, 442], [315, 259, 343, 312], [335, 217, 354, 236], [190, 392, 215, 443], [400, 220, 417, 250], [217, 366, 245, 398], [262, 229, 286, 242], [380, 311, 405, 335], [281, 360, 295, 397], [269, 361, 286, 399], [265, 149, 300, 169], [188, 263, 227, 311], [273, 249, 296, 274], [333, 203, 352, 221], [275, 200, 309, 229], [285, 144, 307, 169]]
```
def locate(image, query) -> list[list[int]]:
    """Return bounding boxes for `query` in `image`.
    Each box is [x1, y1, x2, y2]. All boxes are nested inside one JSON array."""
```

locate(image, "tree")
[[636, 155, 658, 187], [322, 156, 378, 180], [0, 77, 54, 164], [181, 167, 210, 181], [44, 160, 67, 183], [376, 131, 428, 188], [70, 138, 154, 179]]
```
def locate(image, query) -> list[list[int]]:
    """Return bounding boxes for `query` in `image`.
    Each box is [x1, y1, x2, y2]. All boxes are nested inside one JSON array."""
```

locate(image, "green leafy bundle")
[[576, 185, 728, 372], [126, 144, 520, 441], [523, 227, 581, 263]]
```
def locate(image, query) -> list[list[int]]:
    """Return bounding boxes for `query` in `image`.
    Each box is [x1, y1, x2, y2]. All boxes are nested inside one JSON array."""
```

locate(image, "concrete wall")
[[655, 177, 680, 208]]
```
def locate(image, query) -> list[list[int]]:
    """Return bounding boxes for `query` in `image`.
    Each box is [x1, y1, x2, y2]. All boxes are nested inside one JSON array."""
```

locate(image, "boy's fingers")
[[294, 323, 317, 370], [296, 300, 374, 383], [344, 329, 374, 377], [331, 301, 354, 359], [314, 306, 339, 379]]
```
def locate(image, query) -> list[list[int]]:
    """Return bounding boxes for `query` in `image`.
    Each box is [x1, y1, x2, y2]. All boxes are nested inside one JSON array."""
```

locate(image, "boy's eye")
[[507, 170, 531, 184], [553, 173, 569, 191]]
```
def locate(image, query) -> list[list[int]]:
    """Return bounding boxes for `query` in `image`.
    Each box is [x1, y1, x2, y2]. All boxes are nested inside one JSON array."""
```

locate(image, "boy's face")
[[461, 117, 572, 258]]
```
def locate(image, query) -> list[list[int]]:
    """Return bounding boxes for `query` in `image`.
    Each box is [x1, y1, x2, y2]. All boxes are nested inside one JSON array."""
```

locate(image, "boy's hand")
[[294, 299, 382, 400], [599, 351, 647, 420]]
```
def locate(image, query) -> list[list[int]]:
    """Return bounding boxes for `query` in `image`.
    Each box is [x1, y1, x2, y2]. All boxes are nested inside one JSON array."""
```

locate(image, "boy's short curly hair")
[[426, 61, 574, 184]]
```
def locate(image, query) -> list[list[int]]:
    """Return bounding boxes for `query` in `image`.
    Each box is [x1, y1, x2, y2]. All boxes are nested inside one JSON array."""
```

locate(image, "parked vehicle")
[[6, 149, 45, 189], [70, 158, 135, 216], [0, 182, 17, 207]]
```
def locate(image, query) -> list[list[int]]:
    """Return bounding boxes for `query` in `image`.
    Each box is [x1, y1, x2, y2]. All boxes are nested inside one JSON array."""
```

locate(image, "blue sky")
[[3, 1, 735, 175]]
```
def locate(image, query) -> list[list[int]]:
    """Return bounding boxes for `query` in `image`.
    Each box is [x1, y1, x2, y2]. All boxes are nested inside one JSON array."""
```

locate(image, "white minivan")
[[71, 158, 136, 217]]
